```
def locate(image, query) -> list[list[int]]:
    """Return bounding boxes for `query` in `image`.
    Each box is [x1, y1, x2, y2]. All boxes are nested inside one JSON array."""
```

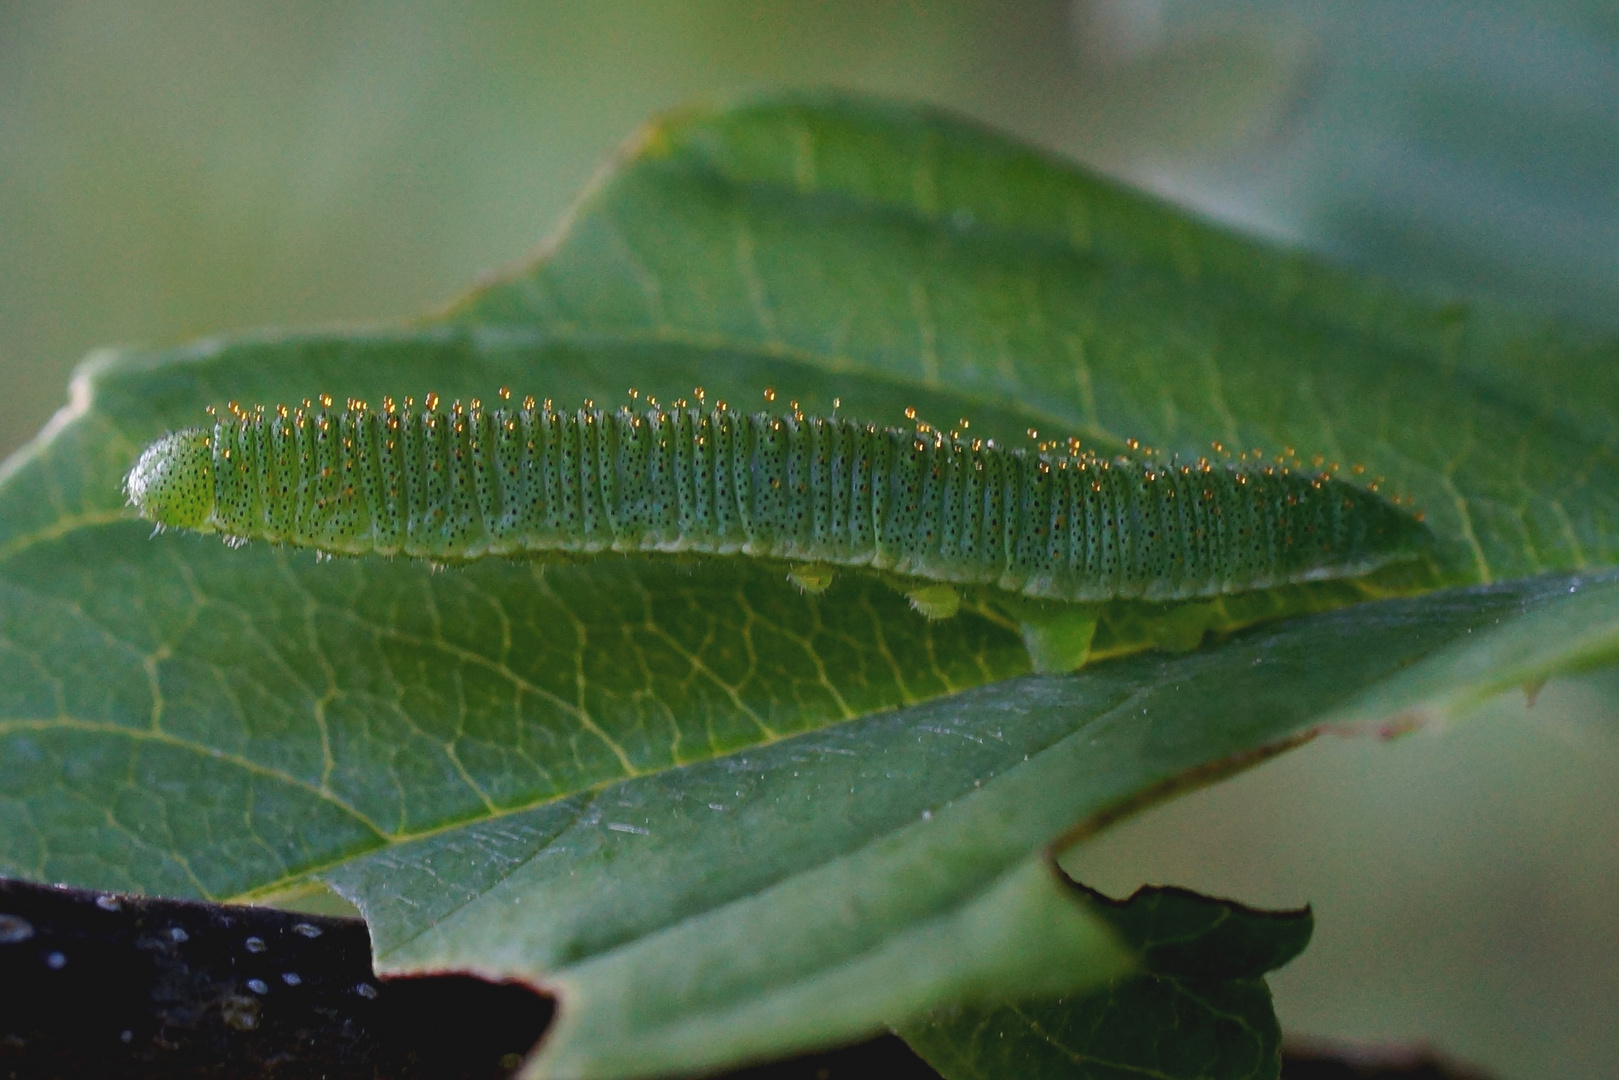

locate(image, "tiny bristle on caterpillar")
[[124, 399, 1431, 606]]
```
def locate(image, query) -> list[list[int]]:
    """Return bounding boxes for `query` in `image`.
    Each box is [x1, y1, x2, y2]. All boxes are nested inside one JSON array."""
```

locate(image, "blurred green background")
[[2, 2, 1615, 1077]]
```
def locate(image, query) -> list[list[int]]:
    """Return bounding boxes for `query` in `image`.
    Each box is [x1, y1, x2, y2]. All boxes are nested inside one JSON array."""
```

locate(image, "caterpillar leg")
[[906, 583, 961, 620], [1148, 603, 1212, 653], [1016, 603, 1100, 674], [788, 563, 836, 595]]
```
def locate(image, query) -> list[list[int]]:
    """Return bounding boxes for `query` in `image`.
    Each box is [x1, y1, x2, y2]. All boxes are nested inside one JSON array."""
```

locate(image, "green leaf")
[[1080, 884, 1313, 981], [2, 92, 1618, 1079], [317, 569, 1619, 1079], [899, 886, 1311, 1080], [454, 92, 1619, 589]]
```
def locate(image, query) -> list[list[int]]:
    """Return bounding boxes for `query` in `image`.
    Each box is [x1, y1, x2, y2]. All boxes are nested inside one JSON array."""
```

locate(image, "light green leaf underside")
[[326, 570, 1619, 1079], [0, 92, 1616, 1078]]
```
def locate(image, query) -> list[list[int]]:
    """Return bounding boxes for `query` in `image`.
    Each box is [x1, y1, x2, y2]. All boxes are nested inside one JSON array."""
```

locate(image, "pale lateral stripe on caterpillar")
[[125, 398, 1430, 670]]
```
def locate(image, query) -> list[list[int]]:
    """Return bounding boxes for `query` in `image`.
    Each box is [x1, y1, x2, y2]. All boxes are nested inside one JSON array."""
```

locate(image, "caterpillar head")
[[126, 428, 215, 530]]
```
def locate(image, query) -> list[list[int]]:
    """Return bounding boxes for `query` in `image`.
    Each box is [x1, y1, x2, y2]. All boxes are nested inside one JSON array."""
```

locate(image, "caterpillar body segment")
[[125, 401, 1432, 669]]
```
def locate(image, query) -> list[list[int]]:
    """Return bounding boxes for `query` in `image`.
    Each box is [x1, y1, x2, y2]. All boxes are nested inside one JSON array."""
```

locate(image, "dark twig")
[[0, 877, 550, 1079]]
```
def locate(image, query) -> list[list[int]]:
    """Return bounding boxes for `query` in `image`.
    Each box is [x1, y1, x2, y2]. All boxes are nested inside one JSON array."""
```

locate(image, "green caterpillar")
[[125, 394, 1430, 671]]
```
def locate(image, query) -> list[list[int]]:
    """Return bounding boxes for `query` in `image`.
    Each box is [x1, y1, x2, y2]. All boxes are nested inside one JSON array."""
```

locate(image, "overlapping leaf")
[[2, 93, 1617, 1079], [900, 886, 1313, 1080], [325, 568, 1619, 1078]]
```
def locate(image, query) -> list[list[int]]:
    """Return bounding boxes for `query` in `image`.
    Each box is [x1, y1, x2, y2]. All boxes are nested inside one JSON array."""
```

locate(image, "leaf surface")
[[325, 569, 1619, 1078], [1, 93, 1616, 1079]]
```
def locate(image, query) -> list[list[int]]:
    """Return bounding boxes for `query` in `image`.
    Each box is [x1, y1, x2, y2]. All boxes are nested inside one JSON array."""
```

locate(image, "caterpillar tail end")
[[1018, 604, 1099, 674], [788, 563, 836, 595]]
